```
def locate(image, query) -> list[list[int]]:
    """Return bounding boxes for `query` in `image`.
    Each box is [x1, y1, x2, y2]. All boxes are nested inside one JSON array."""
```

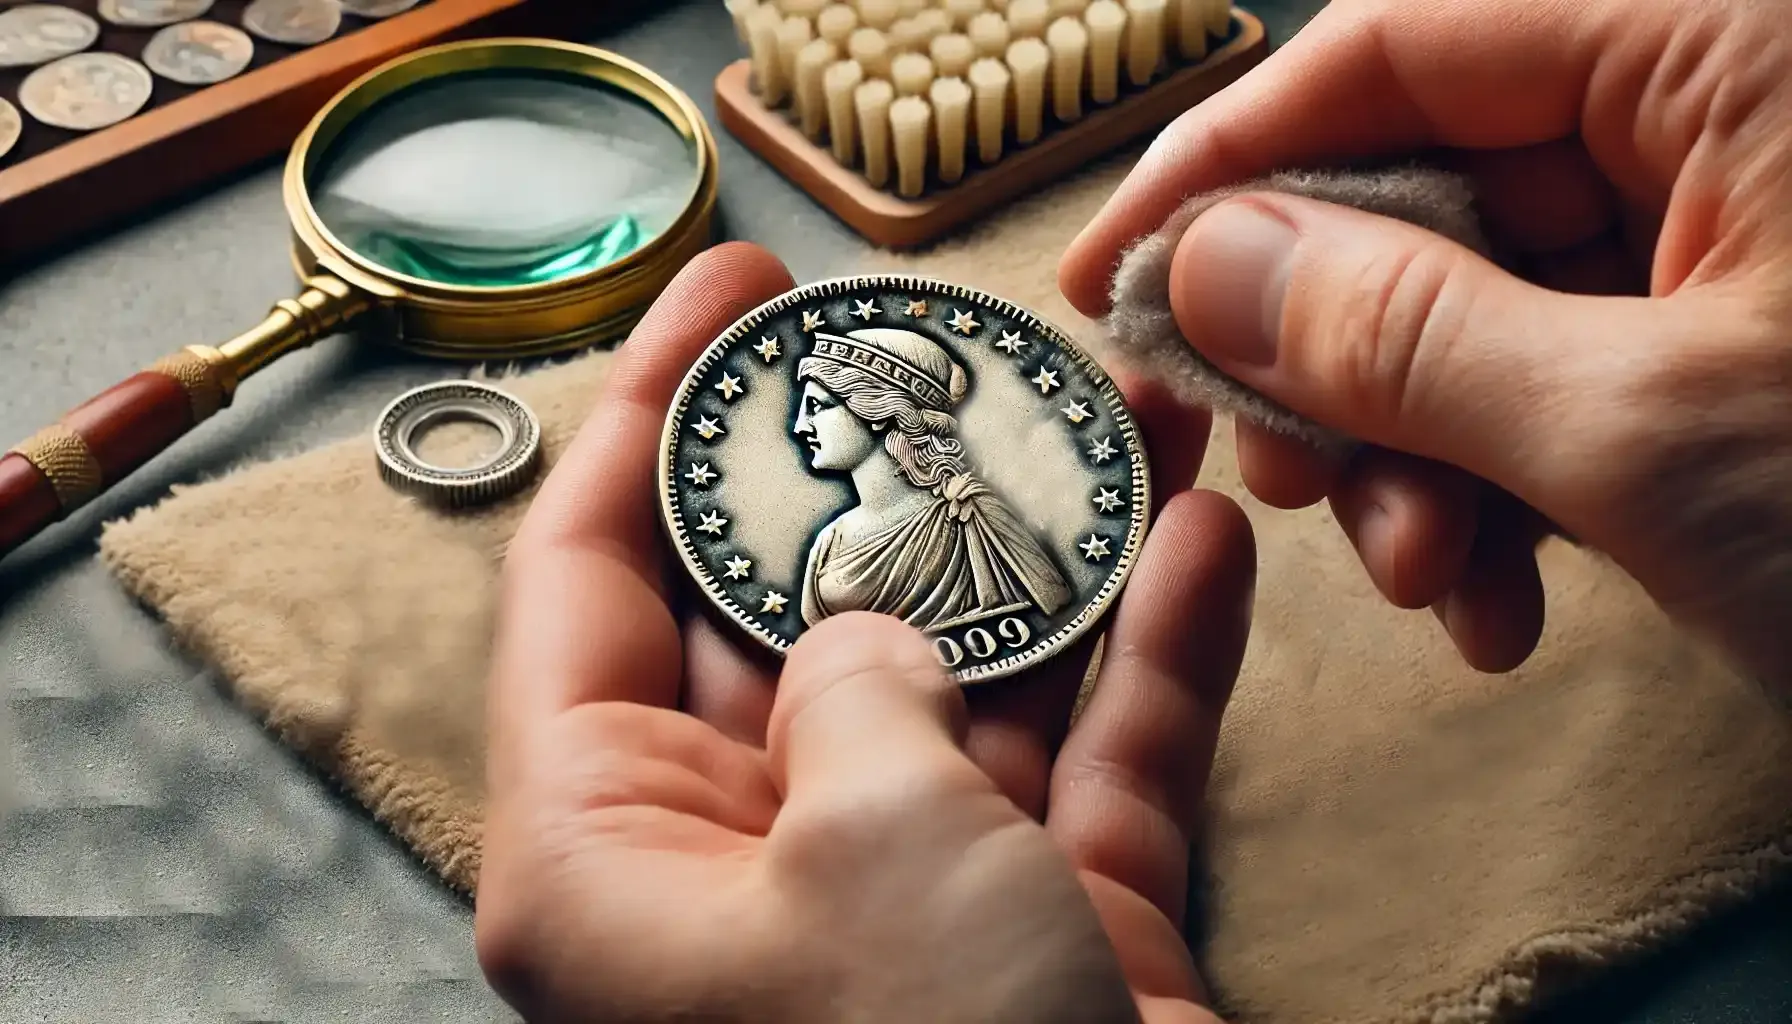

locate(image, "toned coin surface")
[[0, 5, 100, 69], [19, 52, 154, 131], [658, 275, 1151, 684], [143, 21, 254, 85], [0, 98, 20, 160], [340, 0, 422, 16], [242, 0, 342, 46], [98, 0, 216, 28]]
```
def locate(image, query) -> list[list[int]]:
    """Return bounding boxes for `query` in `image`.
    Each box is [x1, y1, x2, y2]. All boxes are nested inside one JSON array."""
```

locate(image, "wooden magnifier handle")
[[0, 276, 369, 560]]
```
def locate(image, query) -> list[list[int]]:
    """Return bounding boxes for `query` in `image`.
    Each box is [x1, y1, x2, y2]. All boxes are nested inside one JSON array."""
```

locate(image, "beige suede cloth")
[[98, 154, 1792, 1024]]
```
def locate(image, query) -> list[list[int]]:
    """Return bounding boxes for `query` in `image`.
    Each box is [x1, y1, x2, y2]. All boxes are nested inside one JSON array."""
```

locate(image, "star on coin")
[[753, 336, 781, 362], [1032, 368, 1060, 394], [1061, 400, 1092, 424], [995, 331, 1027, 354], [715, 373, 744, 401], [759, 591, 789, 614], [693, 416, 725, 440], [685, 463, 717, 487], [723, 555, 752, 580], [948, 309, 980, 335], [905, 299, 927, 316], [1079, 535, 1112, 561], [801, 309, 825, 331], [1087, 436, 1117, 464], [852, 299, 881, 320], [697, 510, 728, 536], [1093, 488, 1123, 513]]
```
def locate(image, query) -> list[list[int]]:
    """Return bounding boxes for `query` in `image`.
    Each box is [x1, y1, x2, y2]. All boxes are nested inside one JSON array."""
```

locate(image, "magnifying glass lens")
[[306, 69, 701, 288]]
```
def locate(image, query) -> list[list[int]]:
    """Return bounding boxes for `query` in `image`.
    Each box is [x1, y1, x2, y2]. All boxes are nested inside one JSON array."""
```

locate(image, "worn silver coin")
[[19, 52, 154, 132], [143, 21, 254, 85], [242, 0, 342, 46], [658, 275, 1152, 684], [374, 380, 543, 509], [0, 98, 21, 161], [0, 5, 100, 69], [340, 0, 422, 17], [97, 0, 216, 28]]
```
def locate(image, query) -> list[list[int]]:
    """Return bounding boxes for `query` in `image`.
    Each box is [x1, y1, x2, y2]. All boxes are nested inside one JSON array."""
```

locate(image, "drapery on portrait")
[[791, 326, 1073, 632]]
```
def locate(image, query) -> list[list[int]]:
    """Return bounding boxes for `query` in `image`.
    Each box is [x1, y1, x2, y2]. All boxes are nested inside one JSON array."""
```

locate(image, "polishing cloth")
[[98, 152, 1792, 1024]]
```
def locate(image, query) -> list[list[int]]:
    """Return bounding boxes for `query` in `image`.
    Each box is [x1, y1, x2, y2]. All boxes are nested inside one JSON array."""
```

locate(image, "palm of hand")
[[473, 244, 1251, 1023]]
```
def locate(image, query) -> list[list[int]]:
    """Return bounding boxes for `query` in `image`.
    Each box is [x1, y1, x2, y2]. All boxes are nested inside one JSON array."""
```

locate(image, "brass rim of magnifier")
[[279, 37, 721, 361]]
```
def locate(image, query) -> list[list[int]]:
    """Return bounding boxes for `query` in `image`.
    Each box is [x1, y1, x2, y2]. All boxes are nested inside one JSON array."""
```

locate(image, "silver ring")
[[373, 380, 542, 508]]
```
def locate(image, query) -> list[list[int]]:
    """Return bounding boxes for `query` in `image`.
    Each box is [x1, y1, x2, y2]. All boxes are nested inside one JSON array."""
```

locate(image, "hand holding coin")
[[476, 240, 1254, 1023]]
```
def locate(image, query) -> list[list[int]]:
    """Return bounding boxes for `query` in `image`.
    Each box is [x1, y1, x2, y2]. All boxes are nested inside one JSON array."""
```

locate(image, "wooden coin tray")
[[0, 0, 646, 270]]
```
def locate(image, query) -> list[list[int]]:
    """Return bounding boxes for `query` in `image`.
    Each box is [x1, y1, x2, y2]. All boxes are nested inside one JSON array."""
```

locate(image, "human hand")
[[473, 241, 1256, 1023], [1060, 0, 1792, 692]]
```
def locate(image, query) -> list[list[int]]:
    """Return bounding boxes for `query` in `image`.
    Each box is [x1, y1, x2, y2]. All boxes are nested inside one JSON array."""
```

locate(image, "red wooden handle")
[[1, 346, 237, 558]]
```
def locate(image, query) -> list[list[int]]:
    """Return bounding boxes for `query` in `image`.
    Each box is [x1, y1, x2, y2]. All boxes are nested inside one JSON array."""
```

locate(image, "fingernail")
[[1171, 199, 1297, 367]]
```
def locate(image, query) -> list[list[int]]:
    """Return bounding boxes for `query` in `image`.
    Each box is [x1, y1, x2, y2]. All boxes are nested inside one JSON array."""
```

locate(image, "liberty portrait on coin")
[[659, 276, 1150, 684]]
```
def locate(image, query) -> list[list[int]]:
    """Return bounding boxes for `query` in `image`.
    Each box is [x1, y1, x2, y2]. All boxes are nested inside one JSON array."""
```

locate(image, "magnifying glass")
[[0, 37, 719, 559]]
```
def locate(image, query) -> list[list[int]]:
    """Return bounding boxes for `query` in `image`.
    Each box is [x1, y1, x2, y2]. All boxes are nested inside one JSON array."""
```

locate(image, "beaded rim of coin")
[[98, 0, 217, 28], [0, 98, 20, 162], [374, 380, 543, 509], [242, 0, 343, 46], [19, 52, 154, 131], [656, 274, 1152, 685], [0, 5, 101, 69], [143, 21, 256, 85]]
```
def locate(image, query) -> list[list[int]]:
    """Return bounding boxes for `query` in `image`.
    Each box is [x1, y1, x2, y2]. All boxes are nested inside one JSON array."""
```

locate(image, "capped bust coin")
[[143, 21, 254, 85], [0, 98, 21, 161], [0, 5, 100, 69], [242, 0, 342, 46], [97, 0, 216, 28], [19, 52, 154, 132], [340, 0, 422, 16], [658, 275, 1151, 685]]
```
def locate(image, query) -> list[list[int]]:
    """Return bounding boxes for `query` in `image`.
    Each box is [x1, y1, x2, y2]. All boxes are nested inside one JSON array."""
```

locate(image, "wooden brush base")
[[715, 6, 1268, 250]]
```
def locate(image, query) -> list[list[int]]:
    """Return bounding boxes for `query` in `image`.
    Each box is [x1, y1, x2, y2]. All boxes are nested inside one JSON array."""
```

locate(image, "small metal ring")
[[374, 380, 542, 508]]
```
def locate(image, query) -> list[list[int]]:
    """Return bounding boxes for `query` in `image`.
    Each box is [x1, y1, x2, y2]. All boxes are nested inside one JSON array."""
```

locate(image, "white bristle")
[[1122, 0, 1163, 85], [795, 38, 838, 138], [1205, 0, 1228, 35], [890, 94, 932, 197], [856, 0, 900, 29], [824, 58, 864, 163], [817, 3, 860, 44], [967, 11, 1010, 55], [889, 17, 927, 51], [967, 56, 1009, 163], [929, 76, 972, 183], [726, 0, 758, 45], [1173, 0, 1205, 59], [1084, 0, 1124, 103], [942, 0, 986, 29], [747, 4, 788, 105], [848, 26, 893, 76], [896, 0, 926, 14], [913, 7, 953, 41], [1045, 16, 1087, 122], [1049, 0, 1088, 15], [1005, 36, 1048, 143], [1006, 0, 1049, 37], [777, 15, 815, 91], [891, 51, 936, 96], [854, 77, 896, 188], [783, 0, 828, 17], [930, 32, 977, 78]]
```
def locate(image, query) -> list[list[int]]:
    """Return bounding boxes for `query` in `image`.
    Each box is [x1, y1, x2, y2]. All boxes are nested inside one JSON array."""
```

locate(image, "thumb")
[[766, 612, 989, 820], [1167, 193, 1671, 501]]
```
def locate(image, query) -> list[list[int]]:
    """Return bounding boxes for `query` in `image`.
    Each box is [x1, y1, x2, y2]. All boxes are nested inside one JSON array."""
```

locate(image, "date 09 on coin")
[[658, 276, 1151, 684]]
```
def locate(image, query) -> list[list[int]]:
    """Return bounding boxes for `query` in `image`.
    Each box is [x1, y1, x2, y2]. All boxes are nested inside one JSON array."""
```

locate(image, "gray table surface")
[[2, 2, 1788, 1022]]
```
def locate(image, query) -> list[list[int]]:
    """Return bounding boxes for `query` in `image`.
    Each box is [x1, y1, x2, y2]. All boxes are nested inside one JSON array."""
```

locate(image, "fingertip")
[[1111, 365, 1214, 501], [1235, 421, 1343, 509], [1431, 517, 1546, 674], [1330, 451, 1480, 610], [1124, 489, 1257, 697], [775, 613, 961, 740]]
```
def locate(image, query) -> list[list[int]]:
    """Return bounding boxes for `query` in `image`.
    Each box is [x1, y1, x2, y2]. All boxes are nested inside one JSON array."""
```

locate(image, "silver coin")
[[0, 5, 100, 69], [242, 0, 342, 46], [97, 0, 216, 28], [142, 21, 254, 85], [340, 0, 422, 17], [0, 98, 21, 160], [658, 276, 1152, 685], [374, 380, 543, 509], [19, 52, 154, 132]]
